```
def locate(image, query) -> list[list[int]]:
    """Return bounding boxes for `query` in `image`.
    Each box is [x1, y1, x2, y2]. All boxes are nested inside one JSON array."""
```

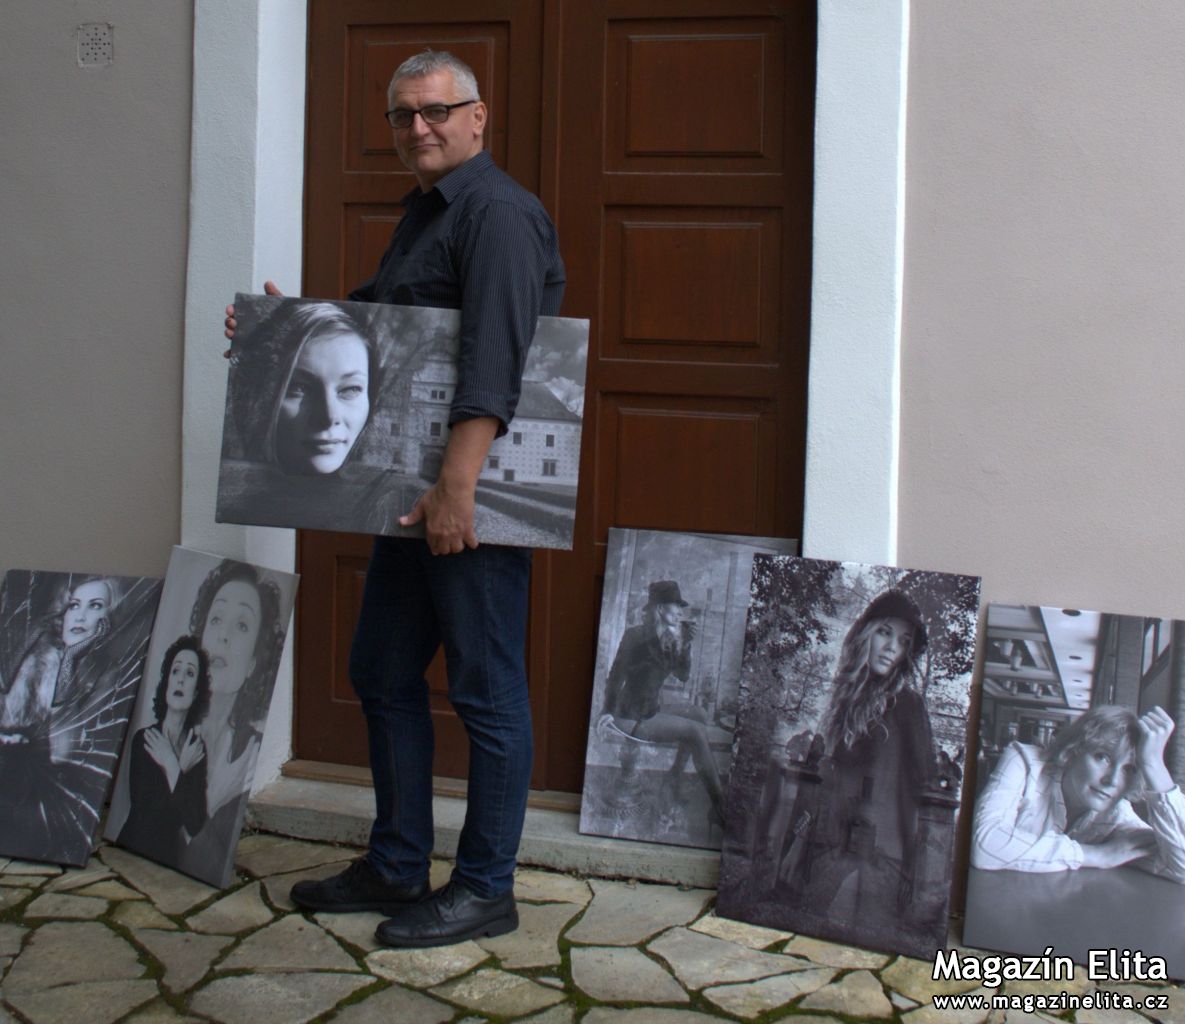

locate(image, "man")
[[227, 50, 563, 947]]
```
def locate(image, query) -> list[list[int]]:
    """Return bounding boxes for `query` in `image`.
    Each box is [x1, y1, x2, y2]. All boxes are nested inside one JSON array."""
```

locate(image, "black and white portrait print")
[[579, 529, 798, 850], [0, 570, 162, 866], [964, 605, 1185, 979], [105, 547, 297, 888], [216, 294, 589, 550], [716, 556, 981, 959]]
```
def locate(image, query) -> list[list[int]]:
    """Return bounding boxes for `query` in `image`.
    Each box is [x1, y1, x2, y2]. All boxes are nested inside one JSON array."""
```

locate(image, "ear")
[[472, 100, 488, 136]]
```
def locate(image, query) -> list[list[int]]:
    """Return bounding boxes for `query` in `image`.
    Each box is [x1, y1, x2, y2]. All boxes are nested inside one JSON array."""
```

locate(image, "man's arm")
[[399, 416, 499, 555]]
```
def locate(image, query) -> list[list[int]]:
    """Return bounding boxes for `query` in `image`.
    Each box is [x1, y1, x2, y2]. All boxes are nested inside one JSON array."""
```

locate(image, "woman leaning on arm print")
[[971, 704, 1185, 881]]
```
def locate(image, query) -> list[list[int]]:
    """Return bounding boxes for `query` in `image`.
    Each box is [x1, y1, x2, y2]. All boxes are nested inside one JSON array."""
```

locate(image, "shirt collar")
[[400, 150, 493, 207]]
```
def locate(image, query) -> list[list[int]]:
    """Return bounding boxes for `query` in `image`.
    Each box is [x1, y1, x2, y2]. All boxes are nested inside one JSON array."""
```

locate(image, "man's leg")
[[435, 543, 533, 897], [291, 537, 439, 912], [375, 542, 531, 946]]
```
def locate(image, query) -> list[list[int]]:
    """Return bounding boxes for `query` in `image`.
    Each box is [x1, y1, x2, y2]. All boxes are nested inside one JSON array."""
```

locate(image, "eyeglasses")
[[385, 100, 477, 130]]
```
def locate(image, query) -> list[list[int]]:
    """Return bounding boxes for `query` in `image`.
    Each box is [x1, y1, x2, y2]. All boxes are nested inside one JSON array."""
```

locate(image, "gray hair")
[[387, 50, 480, 107]]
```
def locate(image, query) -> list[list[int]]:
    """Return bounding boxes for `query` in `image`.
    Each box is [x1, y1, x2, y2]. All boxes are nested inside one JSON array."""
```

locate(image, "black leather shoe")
[[290, 858, 429, 914], [375, 880, 518, 948]]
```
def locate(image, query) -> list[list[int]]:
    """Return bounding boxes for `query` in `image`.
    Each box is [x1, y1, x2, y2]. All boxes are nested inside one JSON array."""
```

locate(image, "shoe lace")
[[337, 858, 377, 889]]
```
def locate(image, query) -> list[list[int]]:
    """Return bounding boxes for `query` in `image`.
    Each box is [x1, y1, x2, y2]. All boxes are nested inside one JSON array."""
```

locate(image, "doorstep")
[[246, 773, 721, 889]]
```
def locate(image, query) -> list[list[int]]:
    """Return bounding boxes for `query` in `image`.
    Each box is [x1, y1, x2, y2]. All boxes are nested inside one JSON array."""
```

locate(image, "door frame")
[[179, 0, 910, 792]]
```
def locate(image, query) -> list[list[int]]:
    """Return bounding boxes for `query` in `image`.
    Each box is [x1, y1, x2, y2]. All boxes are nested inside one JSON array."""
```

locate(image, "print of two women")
[[117, 560, 285, 883]]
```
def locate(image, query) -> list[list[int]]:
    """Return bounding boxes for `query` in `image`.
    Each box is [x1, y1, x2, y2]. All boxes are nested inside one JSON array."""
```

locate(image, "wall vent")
[[78, 23, 113, 66]]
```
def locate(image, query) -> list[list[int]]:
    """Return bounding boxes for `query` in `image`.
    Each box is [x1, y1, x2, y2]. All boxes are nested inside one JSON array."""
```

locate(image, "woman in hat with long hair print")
[[598, 579, 725, 828], [775, 588, 936, 928]]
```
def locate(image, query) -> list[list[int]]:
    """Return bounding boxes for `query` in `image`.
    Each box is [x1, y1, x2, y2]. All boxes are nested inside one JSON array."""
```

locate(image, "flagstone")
[[515, 867, 592, 905], [784, 934, 891, 969], [902, 986, 994, 1024], [702, 967, 837, 1019], [892, 990, 921, 1009], [430, 967, 564, 1017], [329, 983, 454, 1024], [113, 900, 178, 930], [189, 972, 371, 1024], [234, 833, 361, 878], [98, 847, 218, 916], [565, 880, 712, 946], [132, 928, 234, 993], [1113, 985, 1185, 1022], [0, 888, 32, 910], [647, 927, 814, 990], [799, 970, 895, 1019], [538, 975, 565, 988], [187, 882, 273, 934], [0, 924, 27, 957], [1002, 972, 1094, 997], [3, 979, 158, 1024], [74, 880, 145, 901], [1067, 1011, 1149, 1024], [1, 860, 61, 877], [316, 909, 386, 954], [44, 862, 114, 892], [219, 914, 359, 972], [690, 911, 792, 949], [520, 1007, 577, 1024], [125, 1000, 208, 1023], [366, 941, 489, 988], [476, 900, 583, 968], [883, 954, 986, 1001], [3, 921, 145, 994], [570, 945, 688, 1004], [259, 859, 352, 911], [23, 893, 108, 920], [581, 1010, 737, 1023]]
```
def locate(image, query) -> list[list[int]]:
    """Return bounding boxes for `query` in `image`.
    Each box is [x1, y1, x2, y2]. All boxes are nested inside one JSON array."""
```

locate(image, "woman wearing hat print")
[[775, 588, 936, 929], [598, 580, 725, 828]]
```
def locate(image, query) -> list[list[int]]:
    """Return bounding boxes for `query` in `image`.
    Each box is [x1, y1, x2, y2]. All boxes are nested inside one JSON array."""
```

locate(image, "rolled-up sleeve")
[[971, 744, 1085, 872], [449, 199, 552, 434], [1142, 786, 1185, 882]]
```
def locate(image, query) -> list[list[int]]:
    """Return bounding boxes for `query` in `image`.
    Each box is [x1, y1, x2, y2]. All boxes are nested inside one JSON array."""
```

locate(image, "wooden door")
[[295, 0, 814, 794]]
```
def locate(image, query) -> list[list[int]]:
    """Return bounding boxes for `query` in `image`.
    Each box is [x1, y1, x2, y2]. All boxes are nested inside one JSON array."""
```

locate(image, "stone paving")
[[0, 834, 1182, 1023]]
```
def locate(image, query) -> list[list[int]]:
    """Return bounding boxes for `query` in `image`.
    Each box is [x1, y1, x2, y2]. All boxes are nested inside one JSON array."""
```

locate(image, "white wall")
[[900, 0, 1185, 619], [183, 0, 306, 790], [0, 3, 192, 577]]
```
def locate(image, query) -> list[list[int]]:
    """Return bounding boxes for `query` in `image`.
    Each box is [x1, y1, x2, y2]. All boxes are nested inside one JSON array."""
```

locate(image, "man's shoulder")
[[452, 155, 550, 218]]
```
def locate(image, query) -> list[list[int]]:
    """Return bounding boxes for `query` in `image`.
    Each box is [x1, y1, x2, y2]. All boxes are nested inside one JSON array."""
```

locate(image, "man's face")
[[389, 69, 486, 191]]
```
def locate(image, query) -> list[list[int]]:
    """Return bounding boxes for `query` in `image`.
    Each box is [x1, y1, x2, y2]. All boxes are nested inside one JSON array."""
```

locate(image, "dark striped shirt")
[[349, 151, 565, 434]]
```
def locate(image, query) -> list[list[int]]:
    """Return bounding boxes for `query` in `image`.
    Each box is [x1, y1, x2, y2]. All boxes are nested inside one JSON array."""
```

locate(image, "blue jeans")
[[349, 536, 533, 898]]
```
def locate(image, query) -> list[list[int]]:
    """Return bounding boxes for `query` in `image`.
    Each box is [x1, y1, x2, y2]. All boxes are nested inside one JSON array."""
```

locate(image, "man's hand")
[[400, 477, 479, 555], [1137, 705, 1176, 793], [223, 280, 284, 356], [399, 416, 498, 555]]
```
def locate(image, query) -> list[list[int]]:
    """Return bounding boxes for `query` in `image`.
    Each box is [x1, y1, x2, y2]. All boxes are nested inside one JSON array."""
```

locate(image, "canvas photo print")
[[580, 529, 798, 850], [0, 570, 162, 866], [105, 547, 297, 888], [716, 556, 981, 959], [216, 293, 589, 550], [964, 604, 1185, 979]]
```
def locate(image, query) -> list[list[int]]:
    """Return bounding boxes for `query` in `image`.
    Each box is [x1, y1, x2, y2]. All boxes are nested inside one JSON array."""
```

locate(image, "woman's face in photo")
[[274, 331, 370, 476], [165, 649, 201, 713], [60, 580, 111, 647], [867, 616, 913, 678], [202, 580, 262, 696], [1061, 742, 1138, 816]]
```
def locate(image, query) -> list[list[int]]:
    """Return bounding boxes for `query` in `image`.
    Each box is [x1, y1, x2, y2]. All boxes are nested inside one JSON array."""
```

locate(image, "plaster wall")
[[0, 3, 192, 577], [899, 1, 1185, 618]]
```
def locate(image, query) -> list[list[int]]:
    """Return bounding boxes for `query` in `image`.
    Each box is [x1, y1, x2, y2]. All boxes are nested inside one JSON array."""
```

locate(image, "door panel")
[[296, 0, 813, 795]]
